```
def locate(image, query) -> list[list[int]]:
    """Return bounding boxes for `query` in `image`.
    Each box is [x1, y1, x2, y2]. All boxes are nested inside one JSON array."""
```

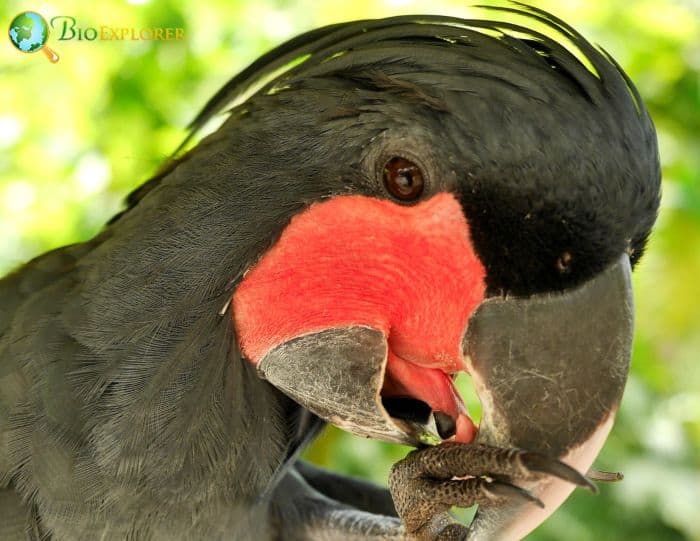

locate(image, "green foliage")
[[2, 1, 698, 539]]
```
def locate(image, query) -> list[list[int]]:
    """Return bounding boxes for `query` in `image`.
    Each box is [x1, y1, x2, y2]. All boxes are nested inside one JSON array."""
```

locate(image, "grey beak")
[[464, 254, 634, 540], [257, 326, 441, 446]]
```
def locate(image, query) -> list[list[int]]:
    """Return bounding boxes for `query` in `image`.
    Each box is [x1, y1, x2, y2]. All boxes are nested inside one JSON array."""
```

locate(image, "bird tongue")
[[383, 351, 477, 443]]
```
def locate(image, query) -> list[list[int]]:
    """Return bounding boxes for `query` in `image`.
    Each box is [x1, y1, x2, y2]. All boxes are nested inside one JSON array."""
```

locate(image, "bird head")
[[166, 4, 659, 536]]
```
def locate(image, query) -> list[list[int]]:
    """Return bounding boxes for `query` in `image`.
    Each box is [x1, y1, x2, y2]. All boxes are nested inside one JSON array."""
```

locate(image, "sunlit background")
[[2, 0, 699, 539]]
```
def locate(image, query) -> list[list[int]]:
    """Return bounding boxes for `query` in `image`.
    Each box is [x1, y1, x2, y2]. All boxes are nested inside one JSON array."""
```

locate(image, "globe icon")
[[8, 11, 59, 62]]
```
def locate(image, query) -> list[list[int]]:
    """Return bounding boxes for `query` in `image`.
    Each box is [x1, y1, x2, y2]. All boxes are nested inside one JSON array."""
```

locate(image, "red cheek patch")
[[232, 193, 486, 375]]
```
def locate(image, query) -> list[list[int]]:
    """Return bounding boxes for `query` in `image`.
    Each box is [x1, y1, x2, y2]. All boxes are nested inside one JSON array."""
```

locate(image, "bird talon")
[[483, 480, 545, 509], [518, 451, 598, 492]]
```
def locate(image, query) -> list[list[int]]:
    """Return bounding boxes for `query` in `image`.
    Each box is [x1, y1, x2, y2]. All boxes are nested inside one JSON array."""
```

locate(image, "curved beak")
[[464, 254, 634, 540]]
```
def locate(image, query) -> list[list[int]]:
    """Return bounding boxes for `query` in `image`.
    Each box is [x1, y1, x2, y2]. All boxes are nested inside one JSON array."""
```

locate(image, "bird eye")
[[556, 251, 573, 274], [382, 157, 425, 201]]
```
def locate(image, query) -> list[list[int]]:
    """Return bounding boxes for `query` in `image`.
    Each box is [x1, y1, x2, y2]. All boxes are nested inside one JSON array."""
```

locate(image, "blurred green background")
[[1, 0, 699, 539]]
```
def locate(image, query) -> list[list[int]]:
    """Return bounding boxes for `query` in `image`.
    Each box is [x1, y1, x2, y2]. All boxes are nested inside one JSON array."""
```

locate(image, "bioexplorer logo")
[[8, 11, 185, 63], [8, 11, 59, 62]]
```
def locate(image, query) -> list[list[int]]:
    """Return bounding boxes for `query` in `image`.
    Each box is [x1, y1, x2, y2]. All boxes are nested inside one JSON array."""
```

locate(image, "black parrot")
[[0, 5, 660, 540]]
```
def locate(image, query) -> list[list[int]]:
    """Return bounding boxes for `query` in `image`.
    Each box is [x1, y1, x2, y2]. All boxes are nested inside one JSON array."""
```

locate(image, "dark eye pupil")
[[383, 157, 424, 201]]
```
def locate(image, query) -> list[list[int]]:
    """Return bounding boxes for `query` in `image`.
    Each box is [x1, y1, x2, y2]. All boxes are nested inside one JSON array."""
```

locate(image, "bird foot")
[[388, 442, 595, 539]]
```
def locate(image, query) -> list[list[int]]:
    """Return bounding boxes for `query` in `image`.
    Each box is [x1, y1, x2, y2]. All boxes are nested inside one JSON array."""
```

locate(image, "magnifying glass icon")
[[8, 11, 60, 63]]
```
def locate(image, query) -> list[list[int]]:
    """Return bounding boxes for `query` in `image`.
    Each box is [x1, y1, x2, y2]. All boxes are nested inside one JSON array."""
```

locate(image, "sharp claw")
[[484, 480, 545, 509], [519, 451, 598, 493]]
